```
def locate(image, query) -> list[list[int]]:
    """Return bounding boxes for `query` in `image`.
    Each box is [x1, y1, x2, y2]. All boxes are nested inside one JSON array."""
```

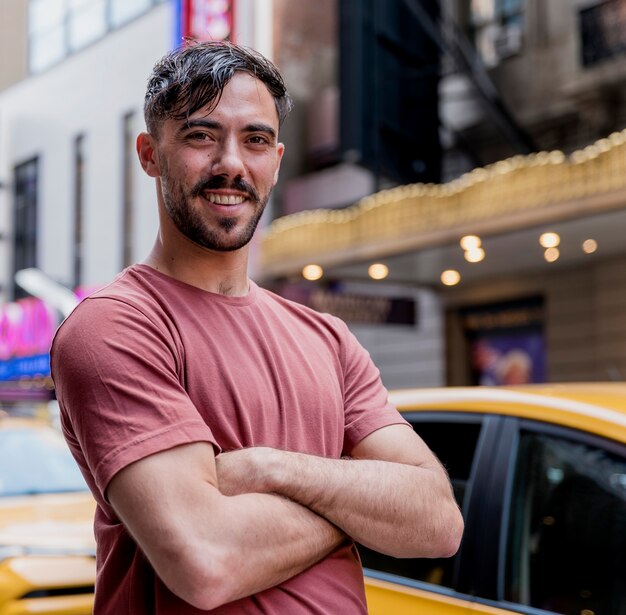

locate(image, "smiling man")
[[149, 73, 281, 256], [51, 42, 463, 614]]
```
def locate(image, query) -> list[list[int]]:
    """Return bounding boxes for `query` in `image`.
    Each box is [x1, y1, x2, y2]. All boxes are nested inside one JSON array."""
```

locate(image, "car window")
[[0, 426, 87, 496], [358, 418, 482, 588], [504, 430, 626, 615]]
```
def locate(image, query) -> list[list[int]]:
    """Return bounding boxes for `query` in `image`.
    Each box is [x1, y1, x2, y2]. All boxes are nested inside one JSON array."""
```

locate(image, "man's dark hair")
[[144, 40, 293, 136]]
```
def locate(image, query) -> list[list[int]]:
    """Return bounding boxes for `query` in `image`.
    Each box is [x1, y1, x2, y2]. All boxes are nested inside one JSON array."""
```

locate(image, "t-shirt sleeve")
[[51, 297, 218, 501], [336, 318, 411, 454]]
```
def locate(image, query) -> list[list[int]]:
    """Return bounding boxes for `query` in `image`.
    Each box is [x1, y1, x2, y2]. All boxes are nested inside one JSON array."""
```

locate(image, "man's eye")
[[189, 132, 210, 141], [249, 136, 269, 145]]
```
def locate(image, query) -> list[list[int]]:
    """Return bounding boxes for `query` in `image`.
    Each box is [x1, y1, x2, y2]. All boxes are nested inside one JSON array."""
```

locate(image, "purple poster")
[[471, 331, 545, 385]]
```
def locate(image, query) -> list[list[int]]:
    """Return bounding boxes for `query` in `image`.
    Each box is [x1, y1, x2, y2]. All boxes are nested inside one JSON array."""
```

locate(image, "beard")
[[159, 167, 270, 252]]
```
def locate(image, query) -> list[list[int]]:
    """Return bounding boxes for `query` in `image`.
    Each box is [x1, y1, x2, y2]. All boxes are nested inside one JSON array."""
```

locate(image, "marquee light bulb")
[[302, 264, 324, 281], [464, 247, 485, 263], [368, 263, 389, 280], [582, 239, 598, 254], [544, 247, 560, 263], [460, 235, 481, 250], [441, 270, 461, 286], [539, 232, 560, 248]]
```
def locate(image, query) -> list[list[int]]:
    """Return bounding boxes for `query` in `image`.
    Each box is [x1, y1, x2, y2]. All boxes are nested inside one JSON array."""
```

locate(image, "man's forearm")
[[269, 452, 459, 558], [108, 443, 347, 611], [200, 490, 346, 605], [217, 446, 462, 559]]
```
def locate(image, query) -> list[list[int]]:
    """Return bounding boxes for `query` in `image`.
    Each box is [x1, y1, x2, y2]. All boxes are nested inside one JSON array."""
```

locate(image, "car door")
[[361, 413, 488, 615], [493, 418, 626, 615], [362, 407, 626, 615]]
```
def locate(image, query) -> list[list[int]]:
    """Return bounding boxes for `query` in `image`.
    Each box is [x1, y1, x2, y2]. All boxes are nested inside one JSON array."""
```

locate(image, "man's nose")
[[211, 138, 245, 178]]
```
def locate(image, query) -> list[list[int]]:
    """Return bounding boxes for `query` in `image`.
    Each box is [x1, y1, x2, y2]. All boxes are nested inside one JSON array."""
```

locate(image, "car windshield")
[[0, 426, 87, 496]]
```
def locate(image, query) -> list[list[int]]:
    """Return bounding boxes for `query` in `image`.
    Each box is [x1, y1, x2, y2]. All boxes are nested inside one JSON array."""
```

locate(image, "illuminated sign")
[[0, 287, 98, 382], [179, 0, 235, 44], [279, 284, 416, 326], [0, 298, 56, 381]]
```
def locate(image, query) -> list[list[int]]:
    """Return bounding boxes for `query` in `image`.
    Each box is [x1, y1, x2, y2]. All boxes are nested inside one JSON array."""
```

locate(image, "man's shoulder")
[[86, 265, 157, 305], [53, 267, 166, 348]]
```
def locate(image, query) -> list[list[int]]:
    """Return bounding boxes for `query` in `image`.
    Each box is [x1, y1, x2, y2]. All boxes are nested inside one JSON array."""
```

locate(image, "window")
[[13, 158, 39, 300], [73, 135, 85, 288], [110, 0, 152, 28], [580, 0, 626, 67], [28, 0, 162, 73], [67, 0, 107, 52], [470, 0, 524, 67], [121, 112, 135, 268], [358, 418, 482, 588], [28, 0, 66, 73], [505, 430, 626, 614]]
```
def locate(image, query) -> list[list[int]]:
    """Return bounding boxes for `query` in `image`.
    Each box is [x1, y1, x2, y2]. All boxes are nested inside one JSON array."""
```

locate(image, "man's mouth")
[[202, 193, 247, 205]]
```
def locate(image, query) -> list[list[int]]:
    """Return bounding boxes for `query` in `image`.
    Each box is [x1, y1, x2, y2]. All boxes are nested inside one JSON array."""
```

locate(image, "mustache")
[[190, 176, 260, 203]]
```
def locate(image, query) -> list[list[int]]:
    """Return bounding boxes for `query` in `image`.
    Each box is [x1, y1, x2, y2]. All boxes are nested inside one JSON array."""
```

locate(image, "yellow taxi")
[[0, 415, 95, 615], [361, 384, 626, 615], [5, 385, 624, 615]]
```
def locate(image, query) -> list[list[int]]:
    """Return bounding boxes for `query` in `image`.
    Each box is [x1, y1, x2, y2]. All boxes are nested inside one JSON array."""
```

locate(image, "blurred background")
[[2, 0, 626, 416]]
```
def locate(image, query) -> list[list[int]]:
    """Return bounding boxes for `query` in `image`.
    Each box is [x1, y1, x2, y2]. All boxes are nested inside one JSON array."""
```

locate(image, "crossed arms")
[[107, 423, 464, 611]]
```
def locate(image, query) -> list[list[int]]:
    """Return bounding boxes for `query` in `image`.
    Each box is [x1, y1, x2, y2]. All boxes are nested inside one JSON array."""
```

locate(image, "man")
[[51, 41, 463, 614]]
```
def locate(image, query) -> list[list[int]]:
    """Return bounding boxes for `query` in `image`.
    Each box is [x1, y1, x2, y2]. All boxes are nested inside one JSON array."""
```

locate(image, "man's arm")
[[107, 442, 345, 611], [216, 424, 464, 559]]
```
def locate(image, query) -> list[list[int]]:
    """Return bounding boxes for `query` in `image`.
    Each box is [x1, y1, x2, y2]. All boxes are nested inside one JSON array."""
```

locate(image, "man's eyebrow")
[[179, 119, 221, 134], [178, 119, 276, 140], [244, 123, 277, 139]]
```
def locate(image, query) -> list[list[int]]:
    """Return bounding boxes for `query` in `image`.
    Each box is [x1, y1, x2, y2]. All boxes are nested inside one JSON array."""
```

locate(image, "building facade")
[[260, 0, 626, 388], [3, 0, 626, 394], [0, 0, 270, 402]]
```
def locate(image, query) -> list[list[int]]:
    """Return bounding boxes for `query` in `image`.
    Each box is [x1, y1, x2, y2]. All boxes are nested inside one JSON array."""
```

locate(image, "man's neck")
[[143, 242, 251, 297]]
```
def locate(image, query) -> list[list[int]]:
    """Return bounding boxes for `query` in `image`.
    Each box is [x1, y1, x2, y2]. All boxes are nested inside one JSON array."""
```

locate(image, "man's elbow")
[[436, 505, 464, 558], [424, 501, 464, 559], [160, 547, 238, 611], [401, 503, 464, 559]]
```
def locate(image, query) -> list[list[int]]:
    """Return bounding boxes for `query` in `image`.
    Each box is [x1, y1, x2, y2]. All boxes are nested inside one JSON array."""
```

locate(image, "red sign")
[[181, 0, 235, 42]]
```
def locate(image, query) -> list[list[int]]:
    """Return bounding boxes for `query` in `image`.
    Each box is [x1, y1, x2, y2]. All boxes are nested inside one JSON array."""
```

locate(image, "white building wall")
[[0, 0, 443, 390], [346, 285, 445, 390], [0, 1, 277, 300], [0, 3, 173, 298], [235, 0, 274, 59]]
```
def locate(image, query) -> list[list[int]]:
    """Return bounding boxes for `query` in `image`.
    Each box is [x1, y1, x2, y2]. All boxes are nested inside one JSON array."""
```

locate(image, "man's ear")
[[137, 132, 161, 177], [273, 142, 285, 185]]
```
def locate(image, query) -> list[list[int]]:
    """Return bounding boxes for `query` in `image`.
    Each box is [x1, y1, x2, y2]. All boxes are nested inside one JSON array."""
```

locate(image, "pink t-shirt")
[[51, 265, 409, 614]]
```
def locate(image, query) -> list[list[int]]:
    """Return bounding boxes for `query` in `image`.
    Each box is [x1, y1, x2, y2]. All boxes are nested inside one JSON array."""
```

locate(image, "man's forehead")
[[190, 72, 278, 121], [156, 74, 280, 137]]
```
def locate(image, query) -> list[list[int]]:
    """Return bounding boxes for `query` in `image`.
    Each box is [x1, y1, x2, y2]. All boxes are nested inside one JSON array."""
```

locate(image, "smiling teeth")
[[205, 194, 246, 205]]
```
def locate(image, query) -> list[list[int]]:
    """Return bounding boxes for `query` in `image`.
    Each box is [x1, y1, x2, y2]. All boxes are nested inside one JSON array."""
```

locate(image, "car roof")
[[0, 415, 61, 439], [390, 383, 626, 444], [0, 414, 52, 429]]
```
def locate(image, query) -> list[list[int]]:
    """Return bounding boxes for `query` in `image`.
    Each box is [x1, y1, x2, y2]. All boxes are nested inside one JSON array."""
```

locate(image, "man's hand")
[[215, 427, 464, 560], [216, 447, 275, 496]]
